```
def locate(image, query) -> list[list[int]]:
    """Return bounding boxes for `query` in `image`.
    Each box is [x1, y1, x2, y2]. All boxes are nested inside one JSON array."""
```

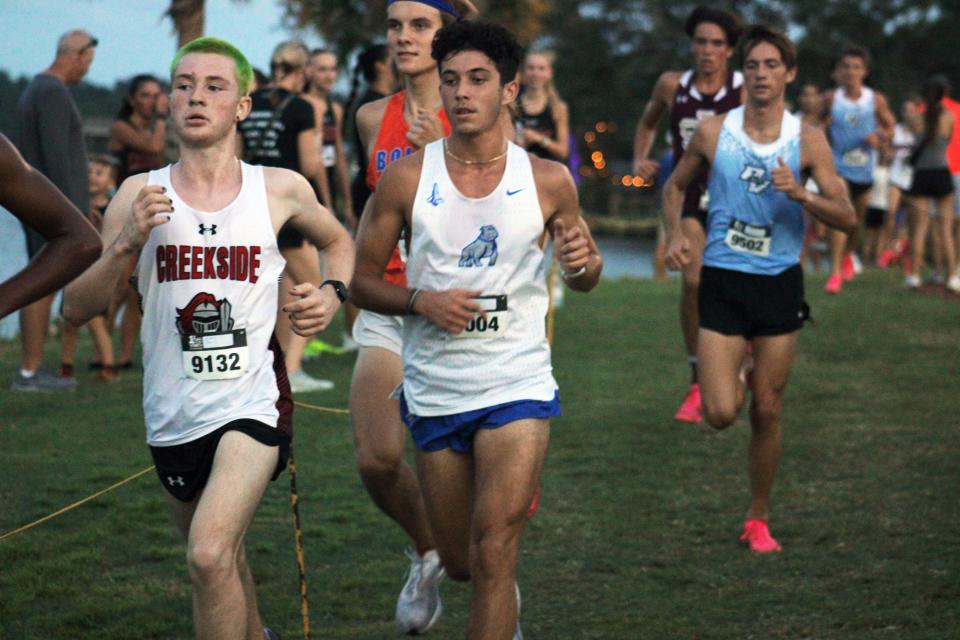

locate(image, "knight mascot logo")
[[176, 292, 235, 335]]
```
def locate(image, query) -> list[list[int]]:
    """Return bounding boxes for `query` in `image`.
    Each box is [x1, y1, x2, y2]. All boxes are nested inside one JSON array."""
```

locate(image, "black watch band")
[[320, 279, 348, 303]]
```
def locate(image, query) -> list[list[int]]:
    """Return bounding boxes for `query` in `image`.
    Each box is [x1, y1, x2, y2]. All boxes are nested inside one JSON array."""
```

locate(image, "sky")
[[0, 0, 333, 87]]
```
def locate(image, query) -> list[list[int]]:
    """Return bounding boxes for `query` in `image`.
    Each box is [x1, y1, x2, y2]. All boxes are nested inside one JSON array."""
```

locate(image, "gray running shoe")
[[396, 548, 444, 634], [287, 369, 334, 393], [264, 627, 281, 640], [12, 369, 77, 392]]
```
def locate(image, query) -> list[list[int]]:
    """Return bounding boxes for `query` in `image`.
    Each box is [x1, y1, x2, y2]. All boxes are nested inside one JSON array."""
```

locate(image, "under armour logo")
[[199, 224, 218, 235], [427, 183, 444, 207], [739, 165, 770, 194], [167, 476, 185, 487]]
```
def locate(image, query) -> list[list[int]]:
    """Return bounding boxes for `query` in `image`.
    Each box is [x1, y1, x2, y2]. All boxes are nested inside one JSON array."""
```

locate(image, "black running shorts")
[[909, 168, 954, 198], [150, 419, 290, 502], [844, 179, 873, 202], [865, 206, 885, 228], [699, 264, 808, 339]]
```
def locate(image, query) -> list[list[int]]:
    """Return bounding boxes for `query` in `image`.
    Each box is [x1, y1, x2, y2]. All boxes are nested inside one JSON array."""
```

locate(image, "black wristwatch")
[[320, 279, 348, 303]]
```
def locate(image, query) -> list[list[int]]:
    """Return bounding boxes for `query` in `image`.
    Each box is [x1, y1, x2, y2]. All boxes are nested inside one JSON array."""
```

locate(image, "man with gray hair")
[[12, 29, 97, 392]]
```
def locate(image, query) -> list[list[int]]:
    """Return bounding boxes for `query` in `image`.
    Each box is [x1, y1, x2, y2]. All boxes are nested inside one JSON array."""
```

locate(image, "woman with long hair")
[[516, 50, 570, 162], [106, 74, 169, 370], [304, 48, 356, 229], [904, 75, 957, 291]]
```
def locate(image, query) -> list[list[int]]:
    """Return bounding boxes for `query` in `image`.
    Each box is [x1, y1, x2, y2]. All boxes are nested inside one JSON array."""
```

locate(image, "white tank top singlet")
[[137, 162, 291, 446], [402, 140, 558, 417]]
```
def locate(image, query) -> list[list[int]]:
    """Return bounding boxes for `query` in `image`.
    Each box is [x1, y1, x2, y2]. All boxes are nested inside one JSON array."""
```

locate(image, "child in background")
[[59, 155, 118, 382]]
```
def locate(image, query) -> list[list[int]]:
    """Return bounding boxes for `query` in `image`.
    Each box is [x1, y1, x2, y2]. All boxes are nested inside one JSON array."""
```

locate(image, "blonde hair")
[[270, 41, 309, 81], [524, 50, 561, 105]]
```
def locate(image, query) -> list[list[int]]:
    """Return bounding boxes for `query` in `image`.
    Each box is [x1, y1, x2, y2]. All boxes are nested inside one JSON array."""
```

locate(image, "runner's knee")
[[187, 539, 237, 585], [702, 399, 738, 430], [355, 445, 403, 483], [469, 521, 521, 581], [750, 395, 782, 427]]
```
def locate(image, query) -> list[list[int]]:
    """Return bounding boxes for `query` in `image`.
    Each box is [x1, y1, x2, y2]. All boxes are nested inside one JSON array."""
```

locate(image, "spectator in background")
[[516, 50, 570, 162], [59, 155, 118, 383], [12, 29, 98, 392], [942, 81, 960, 285], [239, 41, 333, 393], [107, 74, 169, 370], [903, 75, 957, 291], [304, 48, 356, 229]]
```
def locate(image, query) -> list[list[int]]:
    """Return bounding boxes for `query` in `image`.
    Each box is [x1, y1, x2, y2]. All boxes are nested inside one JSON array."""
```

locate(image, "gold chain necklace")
[[443, 138, 509, 165]]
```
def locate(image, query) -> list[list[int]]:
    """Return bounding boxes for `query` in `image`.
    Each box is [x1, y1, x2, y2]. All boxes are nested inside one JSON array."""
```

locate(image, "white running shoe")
[[851, 252, 864, 275], [904, 274, 921, 289], [947, 275, 960, 293], [396, 549, 444, 634], [287, 369, 334, 393], [514, 583, 523, 640]]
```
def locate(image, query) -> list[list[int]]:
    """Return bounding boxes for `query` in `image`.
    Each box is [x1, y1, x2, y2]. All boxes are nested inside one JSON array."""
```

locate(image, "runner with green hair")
[[170, 36, 254, 97]]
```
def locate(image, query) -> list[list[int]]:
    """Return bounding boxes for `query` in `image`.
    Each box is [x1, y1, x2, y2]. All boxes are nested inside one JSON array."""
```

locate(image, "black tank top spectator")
[[304, 48, 356, 229], [238, 41, 322, 250], [109, 75, 168, 184], [516, 51, 570, 162]]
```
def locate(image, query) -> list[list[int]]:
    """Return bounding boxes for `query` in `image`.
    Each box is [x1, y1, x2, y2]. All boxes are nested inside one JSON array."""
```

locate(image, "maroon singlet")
[[670, 69, 743, 214]]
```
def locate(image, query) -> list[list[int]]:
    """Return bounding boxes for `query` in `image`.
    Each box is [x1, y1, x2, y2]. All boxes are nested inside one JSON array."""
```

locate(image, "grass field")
[[1, 269, 958, 639]]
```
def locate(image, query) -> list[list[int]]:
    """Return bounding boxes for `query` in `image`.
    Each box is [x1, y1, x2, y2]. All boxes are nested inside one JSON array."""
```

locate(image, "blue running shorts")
[[400, 391, 561, 453]]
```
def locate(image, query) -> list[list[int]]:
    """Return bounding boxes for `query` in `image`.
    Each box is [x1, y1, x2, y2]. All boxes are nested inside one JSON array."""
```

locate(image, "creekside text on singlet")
[[155, 244, 263, 284]]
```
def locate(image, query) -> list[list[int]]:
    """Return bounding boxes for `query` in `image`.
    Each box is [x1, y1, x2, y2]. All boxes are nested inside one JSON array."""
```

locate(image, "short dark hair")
[[740, 24, 797, 70], [685, 6, 743, 47], [835, 45, 871, 70], [431, 20, 523, 85]]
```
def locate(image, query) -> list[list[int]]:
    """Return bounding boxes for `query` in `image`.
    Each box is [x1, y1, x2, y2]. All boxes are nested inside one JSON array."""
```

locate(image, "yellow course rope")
[[0, 465, 156, 543]]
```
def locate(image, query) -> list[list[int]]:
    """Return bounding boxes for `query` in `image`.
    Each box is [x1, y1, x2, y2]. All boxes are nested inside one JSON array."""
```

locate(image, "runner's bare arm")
[[63, 174, 169, 324], [872, 92, 896, 145], [785, 125, 856, 232], [356, 97, 389, 159], [662, 117, 717, 269], [351, 155, 483, 333], [110, 118, 166, 155], [539, 159, 602, 292], [632, 71, 679, 178], [0, 134, 101, 318], [267, 168, 354, 336]]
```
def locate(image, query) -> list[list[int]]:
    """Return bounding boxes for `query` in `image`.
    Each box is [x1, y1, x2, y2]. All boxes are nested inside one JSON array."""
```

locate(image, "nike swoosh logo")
[[506, 188, 525, 196]]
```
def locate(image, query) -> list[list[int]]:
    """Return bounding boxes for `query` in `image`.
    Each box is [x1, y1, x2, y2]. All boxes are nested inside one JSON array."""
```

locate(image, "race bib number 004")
[[455, 294, 508, 339], [725, 219, 772, 257], [181, 329, 249, 380]]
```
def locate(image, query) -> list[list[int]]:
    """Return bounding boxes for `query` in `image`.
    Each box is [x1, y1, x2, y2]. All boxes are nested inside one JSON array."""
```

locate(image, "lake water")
[[0, 208, 656, 339]]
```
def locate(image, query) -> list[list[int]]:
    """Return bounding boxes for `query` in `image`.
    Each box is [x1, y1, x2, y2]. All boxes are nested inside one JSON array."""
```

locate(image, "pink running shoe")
[[841, 254, 855, 281], [877, 249, 894, 268], [674, 384, 702, 423], [740, 519, 782, 553], [824, 272, 842, 294]]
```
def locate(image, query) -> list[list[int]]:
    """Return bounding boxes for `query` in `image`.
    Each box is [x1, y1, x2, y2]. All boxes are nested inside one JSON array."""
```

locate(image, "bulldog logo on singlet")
[[844, 111, 861, 126], [459, 225, 499, 267], [176, 292, 235, 336], [739, 165, 771, 194]]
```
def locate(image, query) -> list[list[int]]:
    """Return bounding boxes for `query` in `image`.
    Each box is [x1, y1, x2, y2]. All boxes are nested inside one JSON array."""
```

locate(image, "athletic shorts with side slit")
[[699, 264, 808, 339], [399, 391, 560, 453], [150, 419, 290, 502]]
